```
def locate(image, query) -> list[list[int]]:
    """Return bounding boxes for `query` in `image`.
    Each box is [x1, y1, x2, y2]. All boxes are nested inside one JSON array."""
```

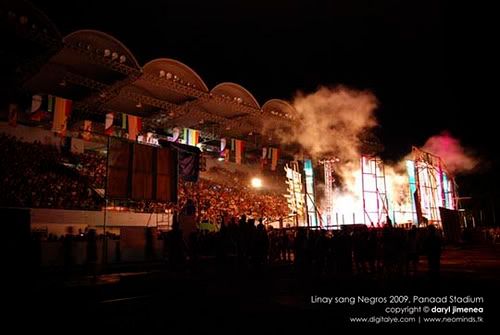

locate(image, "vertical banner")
[[52, 97, 72, 136], [235, 139, 244, 164], [271, 147, 279, 171], [121, 113, 128, 130], [304, 159, 318, 227], [262, 147, 268, 159], [47, 94, 56, 113], [105, 112, 114, 136], [128, 115, 141, 140], [183, 128, 200, 146], [220, 138, 227, 152]]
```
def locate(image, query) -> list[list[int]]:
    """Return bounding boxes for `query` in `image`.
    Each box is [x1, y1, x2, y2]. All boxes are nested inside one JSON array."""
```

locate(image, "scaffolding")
[[320, 158, 339, 226], [410, 147, 458, 226], [361, 155, 389, 226]]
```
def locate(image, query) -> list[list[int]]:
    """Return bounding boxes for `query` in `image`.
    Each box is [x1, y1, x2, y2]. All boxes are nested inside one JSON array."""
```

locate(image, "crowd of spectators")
[[0, 134, 103, 210], [72, 151, 106, 189], [178, 178, 289, 225], [1, 134, 289, 221]]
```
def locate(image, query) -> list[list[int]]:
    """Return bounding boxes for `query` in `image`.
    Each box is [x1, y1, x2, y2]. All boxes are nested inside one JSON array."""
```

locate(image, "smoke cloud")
[[277, 86, 378, 161], [422, 132, 478, 175]]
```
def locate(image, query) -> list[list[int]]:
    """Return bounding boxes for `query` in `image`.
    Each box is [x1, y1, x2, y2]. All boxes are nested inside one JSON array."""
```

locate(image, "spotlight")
[[251, 177, 263, 189], [119, 55, 126, 63]]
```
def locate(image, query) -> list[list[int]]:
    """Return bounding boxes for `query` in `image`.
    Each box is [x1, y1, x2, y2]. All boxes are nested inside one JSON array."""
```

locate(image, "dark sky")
[[29, 0, 499, 195]]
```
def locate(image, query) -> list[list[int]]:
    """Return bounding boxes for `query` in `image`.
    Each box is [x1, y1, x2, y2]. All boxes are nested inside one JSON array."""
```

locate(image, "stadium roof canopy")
[[3, 0, 296, 143]]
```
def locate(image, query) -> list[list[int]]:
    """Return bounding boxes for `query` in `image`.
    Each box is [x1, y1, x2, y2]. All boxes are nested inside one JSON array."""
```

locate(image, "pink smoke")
[[422, 132, 477, 175]]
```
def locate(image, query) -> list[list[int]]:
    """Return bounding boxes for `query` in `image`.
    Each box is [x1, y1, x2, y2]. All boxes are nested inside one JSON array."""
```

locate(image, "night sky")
[[28, 0, 500, 197]]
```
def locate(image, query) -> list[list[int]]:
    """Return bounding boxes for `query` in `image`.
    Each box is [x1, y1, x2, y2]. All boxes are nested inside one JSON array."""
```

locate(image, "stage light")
[[119, 55, 126, 63], [104, 49, 111, 57], [251, 177, 263, 189], [166, 72, 172, 80], [112, 52, 118, 60], [159, 70, 165, 77]]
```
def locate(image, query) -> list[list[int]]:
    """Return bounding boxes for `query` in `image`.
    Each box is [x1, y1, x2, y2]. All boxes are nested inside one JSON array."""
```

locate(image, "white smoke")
[[276, 85, 378, 161]]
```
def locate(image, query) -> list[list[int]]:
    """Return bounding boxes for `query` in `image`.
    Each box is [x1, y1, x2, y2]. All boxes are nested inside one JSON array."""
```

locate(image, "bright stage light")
[[251, 177, 263, 189]]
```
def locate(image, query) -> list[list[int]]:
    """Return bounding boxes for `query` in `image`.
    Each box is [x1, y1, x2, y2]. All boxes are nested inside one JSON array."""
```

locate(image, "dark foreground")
[[5, 245, 500, 331]]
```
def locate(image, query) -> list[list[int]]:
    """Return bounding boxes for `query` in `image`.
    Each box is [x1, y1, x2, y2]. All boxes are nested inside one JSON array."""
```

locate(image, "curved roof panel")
[[143, 58, 208, 92], [2, 0, 62, 40], [64, 30, 140, 69], [262, 99, 296, 120], [211, 82, 260, 109]]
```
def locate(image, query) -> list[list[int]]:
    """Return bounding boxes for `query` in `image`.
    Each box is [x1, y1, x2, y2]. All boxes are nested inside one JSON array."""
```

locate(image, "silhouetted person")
[[165, 220, 186, 270], [253, 223, 269, 268], [86, 229, 97, 277], [145, 227, 155, 261], [424, 225, 441, 280], [406, 225, 419, 276]]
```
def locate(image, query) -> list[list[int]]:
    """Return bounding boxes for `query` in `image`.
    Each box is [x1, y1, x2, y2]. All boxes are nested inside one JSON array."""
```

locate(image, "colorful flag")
[[271, 147, 279, 171], [121, 113, 128, 129], [128, 115, 142, 140], [47, 95, 56, 113], [52, 97, 72, 136], [235, 139, 244, 164], [182, 128, 200, 146], [105, 112, 114, 135], [220, 138, 227, 152]]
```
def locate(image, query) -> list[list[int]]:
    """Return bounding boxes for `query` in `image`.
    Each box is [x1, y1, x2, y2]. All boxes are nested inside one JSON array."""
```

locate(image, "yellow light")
[[251, 177, 263, 189]]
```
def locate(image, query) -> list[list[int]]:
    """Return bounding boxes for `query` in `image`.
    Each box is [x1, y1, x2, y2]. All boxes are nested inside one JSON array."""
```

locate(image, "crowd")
[[72, 151, 106, 189], [0, 134, 289, 221], [162, 218, 443, 278], [0, 134, 103, 210], [178, 178, 289, 225]]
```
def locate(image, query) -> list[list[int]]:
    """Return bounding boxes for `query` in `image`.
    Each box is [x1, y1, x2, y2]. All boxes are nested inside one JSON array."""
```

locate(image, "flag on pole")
[[183, 128, 200, 146], [52, 97, 72, 136], [235, 139, 244, 164], [121, 113, 128, 129], [271, 147, 279, 171], [105, 112, 114, 135], [128, 115, 142, 140]]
